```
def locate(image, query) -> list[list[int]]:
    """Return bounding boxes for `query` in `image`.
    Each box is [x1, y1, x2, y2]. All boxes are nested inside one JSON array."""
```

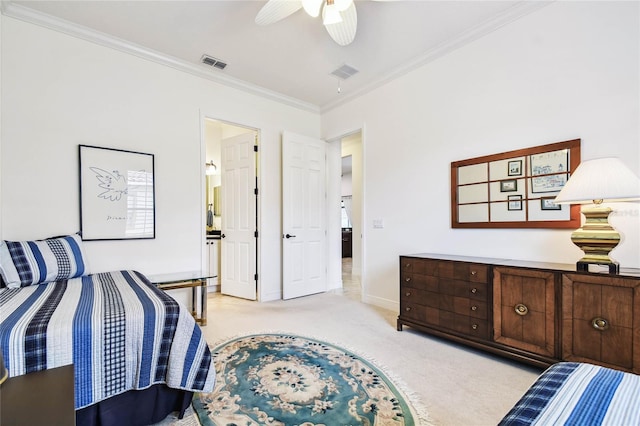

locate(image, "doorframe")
[[325, 125, 366, 301], [199, 111, 261, 300]]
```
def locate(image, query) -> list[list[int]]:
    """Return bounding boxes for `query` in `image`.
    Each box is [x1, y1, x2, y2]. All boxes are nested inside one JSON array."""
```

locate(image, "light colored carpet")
[[161, 267, 542, 425], [154, 406, 200, 426]]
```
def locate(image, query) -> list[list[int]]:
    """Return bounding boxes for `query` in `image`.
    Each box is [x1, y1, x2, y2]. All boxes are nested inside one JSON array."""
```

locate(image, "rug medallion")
[[192, 333, 425, 425]]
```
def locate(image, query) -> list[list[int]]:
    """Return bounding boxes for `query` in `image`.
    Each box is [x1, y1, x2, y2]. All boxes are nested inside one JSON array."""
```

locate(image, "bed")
[[499, 362, 640, 425], [0, 234, 215, 426]]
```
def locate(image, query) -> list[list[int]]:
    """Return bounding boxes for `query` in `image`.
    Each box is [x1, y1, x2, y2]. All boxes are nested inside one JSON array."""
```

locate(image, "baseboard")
[[362, 293, 398, 312], [327, 278, 342, 291], [260, 291, 282, 302]]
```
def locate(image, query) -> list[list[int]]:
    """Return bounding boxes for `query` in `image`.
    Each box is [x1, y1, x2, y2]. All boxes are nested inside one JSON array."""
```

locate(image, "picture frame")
[[508, 160, 522, 176], [451, 138, 581, 229], [541, 197, 562, 210], [530, 149, 569, 193], [531, 174, 568, 194], [508, 195, 522, 211], [79, 145, 155, 240], [500, 179, 517, 192]]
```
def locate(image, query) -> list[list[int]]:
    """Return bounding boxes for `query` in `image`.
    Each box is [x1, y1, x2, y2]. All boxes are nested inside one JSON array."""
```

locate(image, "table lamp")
[[553, 157, 640, 274]]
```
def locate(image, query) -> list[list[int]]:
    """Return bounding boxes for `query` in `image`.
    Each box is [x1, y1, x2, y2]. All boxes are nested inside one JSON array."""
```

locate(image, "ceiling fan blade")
[[324, 1, 357, 46], [255, 0, 303, 25], [301, 0, 323, 17]]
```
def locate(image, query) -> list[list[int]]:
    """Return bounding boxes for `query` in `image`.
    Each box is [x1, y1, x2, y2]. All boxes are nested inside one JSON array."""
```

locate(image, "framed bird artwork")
[[79, 145, 155, 240]]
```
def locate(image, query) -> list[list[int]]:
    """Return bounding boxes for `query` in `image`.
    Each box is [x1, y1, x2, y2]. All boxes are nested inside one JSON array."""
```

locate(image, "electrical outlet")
[[373, 219, 384, 229]]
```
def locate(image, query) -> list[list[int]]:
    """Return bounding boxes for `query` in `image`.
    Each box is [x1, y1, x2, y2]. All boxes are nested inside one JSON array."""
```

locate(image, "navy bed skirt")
[[76, 384, 193, 426]]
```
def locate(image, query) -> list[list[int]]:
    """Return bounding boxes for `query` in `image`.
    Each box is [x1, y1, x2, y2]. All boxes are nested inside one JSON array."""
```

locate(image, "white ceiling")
[[5, 1, 546, 112]]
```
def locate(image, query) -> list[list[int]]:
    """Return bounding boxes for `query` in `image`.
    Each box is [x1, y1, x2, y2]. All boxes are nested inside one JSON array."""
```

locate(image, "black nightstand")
[[0, 364, 75, 425]]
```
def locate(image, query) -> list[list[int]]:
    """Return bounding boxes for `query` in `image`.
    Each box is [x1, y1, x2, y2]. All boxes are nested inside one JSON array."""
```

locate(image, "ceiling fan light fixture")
[[256, 0, 357, 46], [324, 1, 357, 46], [334, 0, 352, 12], [322, 3, 342, 25], [302, 0, 323, 18]]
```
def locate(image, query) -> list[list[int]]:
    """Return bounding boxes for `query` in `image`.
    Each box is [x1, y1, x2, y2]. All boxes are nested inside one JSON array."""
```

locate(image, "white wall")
[[0, 13, 3, 239], [341, 172, 352, 197], [322, 1, 640, 310], [0, 15, 321, 302]]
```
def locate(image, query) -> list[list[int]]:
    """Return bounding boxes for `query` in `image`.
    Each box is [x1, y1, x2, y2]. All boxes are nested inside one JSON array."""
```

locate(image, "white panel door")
[[221, 133, 256, 300], [282, 131, 327, 300]]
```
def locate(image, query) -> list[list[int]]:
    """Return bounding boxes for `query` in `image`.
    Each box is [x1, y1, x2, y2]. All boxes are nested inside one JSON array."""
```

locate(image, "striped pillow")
[[0, 234, 90, 288]]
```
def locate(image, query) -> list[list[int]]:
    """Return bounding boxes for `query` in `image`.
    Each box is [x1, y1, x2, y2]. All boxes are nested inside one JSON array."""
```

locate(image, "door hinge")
[[254, 187, 258, 195], [254, 230, 259, 238], [254, 273, 258, 281], [254, 145, 258, 152]]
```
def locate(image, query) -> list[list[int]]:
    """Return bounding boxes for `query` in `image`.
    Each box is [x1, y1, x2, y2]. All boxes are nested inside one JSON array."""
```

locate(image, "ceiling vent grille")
[[330, 64, 359, 80], [201, 54, 227, 70]]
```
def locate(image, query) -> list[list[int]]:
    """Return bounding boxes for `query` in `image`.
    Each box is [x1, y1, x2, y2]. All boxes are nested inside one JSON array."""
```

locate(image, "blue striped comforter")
[[500, 362, 640, 425], [0, 270, 215, 409]]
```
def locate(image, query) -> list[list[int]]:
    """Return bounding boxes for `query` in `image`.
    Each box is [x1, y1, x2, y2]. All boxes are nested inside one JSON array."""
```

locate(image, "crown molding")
[[1, 1, 321, 114], [320, 1, 553, 113], [2, 1, 551, 115]]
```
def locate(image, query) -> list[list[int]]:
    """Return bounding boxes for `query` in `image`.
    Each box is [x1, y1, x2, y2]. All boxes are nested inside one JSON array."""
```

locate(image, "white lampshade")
[[554, 157, 640, 204]]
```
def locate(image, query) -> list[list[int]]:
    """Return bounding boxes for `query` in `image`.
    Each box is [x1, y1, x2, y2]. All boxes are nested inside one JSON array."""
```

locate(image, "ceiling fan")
[[255, 0, 358, 46]]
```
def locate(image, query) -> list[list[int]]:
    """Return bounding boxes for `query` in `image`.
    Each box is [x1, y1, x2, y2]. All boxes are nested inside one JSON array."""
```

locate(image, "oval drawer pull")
[[470, 288, 478, 294], [405, 307, 411, 312], [405, 277, 411, 282], [471, 305, 478, 311], [514, 303, 529, 316], [405, 292, 411, 297], [592, 317, 609, 331], [405, 263, 411, 268], [471, 270, 477, 276], [471, 324, 478, 330]]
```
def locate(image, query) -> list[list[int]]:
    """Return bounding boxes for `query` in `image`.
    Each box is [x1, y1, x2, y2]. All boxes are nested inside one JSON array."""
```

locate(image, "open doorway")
[[203, 118, 259, 300], [340, 132, 362, 297]]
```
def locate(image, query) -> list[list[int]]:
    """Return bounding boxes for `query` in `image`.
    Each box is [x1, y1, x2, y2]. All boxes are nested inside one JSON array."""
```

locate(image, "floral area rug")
[[192, 333, 430, 426]]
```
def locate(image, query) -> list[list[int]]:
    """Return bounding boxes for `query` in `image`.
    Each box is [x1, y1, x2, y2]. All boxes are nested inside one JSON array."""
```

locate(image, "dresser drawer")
[[401, 287, 439, 309], [439, 294, 488, 319], [439, 279, 488, 301], [438, 261, 488, 283], [400, 302, 439, 325], [400, 257, 439, 276], [399, 302, 489, 339], [400, 272, 438, 292], [439, 310, 489, 339]]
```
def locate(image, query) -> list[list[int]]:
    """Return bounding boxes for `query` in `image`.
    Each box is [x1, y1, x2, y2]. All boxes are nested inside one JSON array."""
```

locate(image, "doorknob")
[[284, 234, 296, 239], [221, 234, 226, 238]]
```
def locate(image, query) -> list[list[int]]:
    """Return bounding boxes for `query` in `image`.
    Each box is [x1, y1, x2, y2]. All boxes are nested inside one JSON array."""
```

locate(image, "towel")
[[207, 205, 214, 227]]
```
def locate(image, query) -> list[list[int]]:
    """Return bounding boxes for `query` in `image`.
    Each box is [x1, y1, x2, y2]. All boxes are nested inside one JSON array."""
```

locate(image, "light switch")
[[373, 219, 384, 229]]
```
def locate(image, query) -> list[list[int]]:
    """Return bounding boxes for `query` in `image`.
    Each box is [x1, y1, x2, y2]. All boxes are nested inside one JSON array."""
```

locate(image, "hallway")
[[341, 257, 361, 300]]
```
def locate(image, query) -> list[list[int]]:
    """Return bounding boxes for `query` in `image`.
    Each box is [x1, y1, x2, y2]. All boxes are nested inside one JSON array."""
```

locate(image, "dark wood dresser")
[[398, 253, 640, 373]]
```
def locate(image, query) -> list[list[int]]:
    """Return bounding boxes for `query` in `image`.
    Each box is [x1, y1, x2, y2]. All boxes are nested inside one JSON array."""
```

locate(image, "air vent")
[[201, 54, 227, 70], [330, 64, 358, 80]]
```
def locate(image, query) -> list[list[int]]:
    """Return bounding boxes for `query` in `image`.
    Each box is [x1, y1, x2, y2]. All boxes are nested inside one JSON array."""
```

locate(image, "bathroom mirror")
[[206, 176, 222, 213]]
